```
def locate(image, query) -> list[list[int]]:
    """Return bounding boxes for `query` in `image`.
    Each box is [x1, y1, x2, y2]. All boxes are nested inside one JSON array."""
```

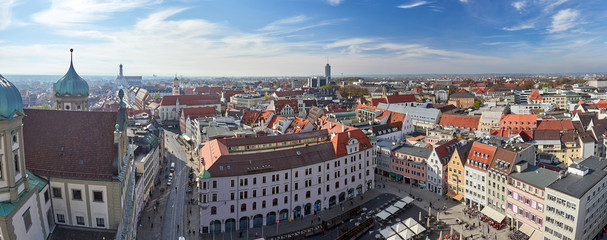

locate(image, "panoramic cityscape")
[[2, 1, 607, 240]]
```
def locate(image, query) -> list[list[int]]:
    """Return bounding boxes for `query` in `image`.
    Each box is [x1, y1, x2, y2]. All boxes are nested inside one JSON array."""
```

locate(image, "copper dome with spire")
[[55, 49, 89, 97]]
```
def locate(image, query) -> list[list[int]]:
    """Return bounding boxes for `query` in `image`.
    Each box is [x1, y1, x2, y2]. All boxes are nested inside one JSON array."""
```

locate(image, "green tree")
[[154, 92, 161, 99], [30, 104, 52, 109], [472, 100, 481, 108]]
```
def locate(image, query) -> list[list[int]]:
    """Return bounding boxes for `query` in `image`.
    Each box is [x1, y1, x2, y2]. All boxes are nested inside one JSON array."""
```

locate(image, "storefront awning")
[[446, 191, 463, 201], [519, 224, 535, 237], [529, 231, 543, 240], [481, 206, 506, 223], [182, 133, 191, 142]]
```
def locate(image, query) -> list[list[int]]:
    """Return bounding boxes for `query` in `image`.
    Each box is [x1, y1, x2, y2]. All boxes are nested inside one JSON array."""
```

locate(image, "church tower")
[[55, 49, 90, 111], [0, 74, 29, 203], [172, 76, 180, 95]]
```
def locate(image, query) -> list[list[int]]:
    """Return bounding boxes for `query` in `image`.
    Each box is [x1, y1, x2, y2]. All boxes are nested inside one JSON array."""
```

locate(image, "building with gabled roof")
[[446, 142, 473, 201], [159, 95, 221, 122], [464, 142, 497, 210], [267, 99, 299, 117], [439, 114, 481, 132], [485, 146, 528, 222], [427, 139, 460, 195]]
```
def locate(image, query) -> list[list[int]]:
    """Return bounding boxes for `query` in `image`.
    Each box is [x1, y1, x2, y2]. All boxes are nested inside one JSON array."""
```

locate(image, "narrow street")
[[161, 129, 188, 240]]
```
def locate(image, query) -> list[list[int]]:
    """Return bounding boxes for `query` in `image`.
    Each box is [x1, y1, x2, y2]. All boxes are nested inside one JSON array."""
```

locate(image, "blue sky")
[[1, 0, 606, 76]]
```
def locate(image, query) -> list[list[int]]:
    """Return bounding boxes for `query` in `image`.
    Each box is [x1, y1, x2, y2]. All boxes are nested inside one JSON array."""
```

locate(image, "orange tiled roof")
[[321, 121, 372, 157], [466, 142, 497, 171], [528, 90, 543, 100], [439, 114, 480, 130], [388, 112, 406, 124], [537, 120, 574, 130], [375, 110, 391, 120]]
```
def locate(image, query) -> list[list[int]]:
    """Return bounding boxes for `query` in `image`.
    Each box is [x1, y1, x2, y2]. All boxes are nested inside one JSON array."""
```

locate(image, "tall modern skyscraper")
[[325, 62, 331, 82]]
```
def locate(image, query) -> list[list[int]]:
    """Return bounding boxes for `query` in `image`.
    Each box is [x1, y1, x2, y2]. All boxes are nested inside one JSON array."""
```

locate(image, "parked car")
[[167, 179, 172, 186], [169, 173, 173, 180]]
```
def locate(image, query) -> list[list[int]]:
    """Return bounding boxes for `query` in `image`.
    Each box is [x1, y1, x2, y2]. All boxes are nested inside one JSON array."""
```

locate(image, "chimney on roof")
[[348, 131, 351, 138], [342, 124, 345, 133]]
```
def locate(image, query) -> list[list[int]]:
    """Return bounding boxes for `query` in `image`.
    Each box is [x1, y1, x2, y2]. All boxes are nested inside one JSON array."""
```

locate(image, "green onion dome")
[[0, 74, 24, 120]]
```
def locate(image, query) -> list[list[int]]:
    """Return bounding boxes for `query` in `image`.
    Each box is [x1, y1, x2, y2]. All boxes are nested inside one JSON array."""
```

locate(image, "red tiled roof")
[[466, 142, 497, 171], [434, 139, 458, 165], [194, 86, 222, 94], [537, 120, 574, 130], [388, 112, 406, 124], [127, 109, 151, 117], [286, 117, 310, 133], [183, 88, 195, 95], [272, 99, 299, 113], [321, 121, 372, 157], [386, 94, 416, 104], [242, 110, 261, 125], [23, 109, 119, 180], [439, 114, 480, 130], [500, 114, 537, 125], [182, 107, 216, 119], [257, 110, 274, 123], [528, 90, 543, 100], [370, 98, 387, 107], [160, 95, 220, 106], [375, 110, 391, 120], [267, 115, 284, 130]]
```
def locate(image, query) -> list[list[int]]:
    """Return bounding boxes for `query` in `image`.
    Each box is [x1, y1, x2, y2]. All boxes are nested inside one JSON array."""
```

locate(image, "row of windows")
[[507, 190, 544, 211], [508, 202, 543, 226], [55, 214, 105, 227], [205, 173, 369, 203], [52, 187, 104, 202]]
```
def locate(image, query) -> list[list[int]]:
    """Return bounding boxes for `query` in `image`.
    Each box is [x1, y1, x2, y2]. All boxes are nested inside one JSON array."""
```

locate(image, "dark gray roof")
[[394, 145, 433, 159], [547, 156, 607, 198], [449, 92, 475, 98], [509, 165, 560, 189]]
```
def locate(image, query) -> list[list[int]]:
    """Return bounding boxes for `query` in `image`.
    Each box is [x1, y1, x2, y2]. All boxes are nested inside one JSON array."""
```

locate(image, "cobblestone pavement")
[[375, 176, 512, 240]]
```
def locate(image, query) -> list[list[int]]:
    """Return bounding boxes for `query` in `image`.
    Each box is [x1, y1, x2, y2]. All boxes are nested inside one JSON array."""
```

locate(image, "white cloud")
[[327, 0, 344, 6], [0, 0, 18, 30], [548, 9, 579, 33], [32, 0, 159, 26], [502, 23, 534, 31], [397, 1, 429, 9], [512, 1, 526, 11], [259, 15, 308, 32], [459, 0, 468, 3]]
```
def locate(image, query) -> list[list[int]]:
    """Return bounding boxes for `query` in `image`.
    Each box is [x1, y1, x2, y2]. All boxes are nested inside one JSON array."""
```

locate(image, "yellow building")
[[446, 142, 472, 201]]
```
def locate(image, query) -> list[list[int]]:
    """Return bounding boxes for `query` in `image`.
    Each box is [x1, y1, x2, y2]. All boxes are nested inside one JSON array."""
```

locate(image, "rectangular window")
[[44, 190, 50, 203], [72, 189, 82, 200], [52, 187, 62, 199], [76, 216, 85, 225], [96, 218, 105, 227], [57, 214, 65, 223], [93, 191, 103, 202], [23, 209, 32, 231]]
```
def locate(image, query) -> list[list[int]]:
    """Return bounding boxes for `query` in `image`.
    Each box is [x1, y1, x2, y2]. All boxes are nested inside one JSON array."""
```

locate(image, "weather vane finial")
[[70, 48, 74, 62]]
